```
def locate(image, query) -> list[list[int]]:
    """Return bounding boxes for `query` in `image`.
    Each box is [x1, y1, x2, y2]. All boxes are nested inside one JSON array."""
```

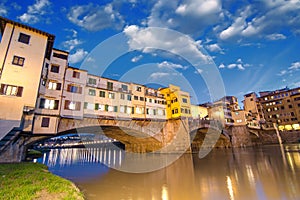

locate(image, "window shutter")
[[16, 87, 23, 97], [54, 100, 59, 110], [39, 98, 45, 109], [56, 83, 62, 90], [0, 84, 5, 94]]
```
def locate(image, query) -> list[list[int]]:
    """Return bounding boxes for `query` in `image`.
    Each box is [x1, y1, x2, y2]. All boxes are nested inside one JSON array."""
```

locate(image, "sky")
[[1, 0, 300, 106]]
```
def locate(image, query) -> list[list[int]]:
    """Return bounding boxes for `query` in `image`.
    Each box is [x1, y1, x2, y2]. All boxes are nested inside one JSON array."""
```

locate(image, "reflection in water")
[[36, 144, 300, 200]]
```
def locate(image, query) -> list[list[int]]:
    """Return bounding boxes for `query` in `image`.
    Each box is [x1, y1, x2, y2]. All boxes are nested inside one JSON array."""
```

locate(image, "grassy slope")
[[0, 163, 84, 200]]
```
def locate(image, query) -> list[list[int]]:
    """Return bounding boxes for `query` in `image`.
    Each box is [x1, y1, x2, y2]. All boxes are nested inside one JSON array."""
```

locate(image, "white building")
[[0, 16, 55, 139]]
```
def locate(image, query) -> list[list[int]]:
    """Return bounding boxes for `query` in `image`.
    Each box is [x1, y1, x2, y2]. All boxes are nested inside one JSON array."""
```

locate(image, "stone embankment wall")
[[229, 126, 253, 147], [0, 136, 28, 163], [257, 129, 300, 144]]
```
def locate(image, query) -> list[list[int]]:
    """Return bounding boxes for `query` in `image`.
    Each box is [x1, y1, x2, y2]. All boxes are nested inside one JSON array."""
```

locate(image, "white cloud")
[[63, 39, 83, 51], [220, 58, 251, 71], [123, 25, 209, 65], [218, 63, 225, 69], [194, 69, 203, 74], [86, 57, 95, 63], [131, 55, 143, 62], [206, 43, 223, 53], [0, 4, 8, 16], [149, 72, 170, 79], [265, 33, 286, 40], [157, 61, 187, 70], [219, 6, 251, 40], [148, 0, 222, 35], [288, 62, 300, 70], [69, 49, 88, 64], [18, 0, 51, 24], [278, 70, 287, 76], [18, 13, 39, 24], [67, 3, 124, 31], [219, 1, 300, 40]]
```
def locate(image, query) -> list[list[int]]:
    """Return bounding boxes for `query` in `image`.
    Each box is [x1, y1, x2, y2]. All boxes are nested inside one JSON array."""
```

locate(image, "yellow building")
[[0, 16, 54, 138], [159, 84, 191, 119], [190, 104, 208, 119]]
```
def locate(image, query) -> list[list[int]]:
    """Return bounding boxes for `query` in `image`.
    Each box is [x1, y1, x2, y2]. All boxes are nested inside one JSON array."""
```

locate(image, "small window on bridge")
[[41, 117, 50, 127]]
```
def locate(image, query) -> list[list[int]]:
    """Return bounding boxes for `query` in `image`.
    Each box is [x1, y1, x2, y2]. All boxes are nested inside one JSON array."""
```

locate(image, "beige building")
[[190, 104, 208, 119], [84, 76, 132, 119], [60, 67, 87, 119], [131, 83, 146, 119], [242, 92, 261, 127], [258, 87, 300, 131], [33, 49, 68, 134], [145, 87, 166, 120], [231, 110, 247, 126], [0, 17, 54, 138]]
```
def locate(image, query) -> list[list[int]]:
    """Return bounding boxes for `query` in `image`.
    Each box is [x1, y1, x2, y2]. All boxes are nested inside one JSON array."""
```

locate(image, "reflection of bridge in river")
[[37, 147, 125, 168]]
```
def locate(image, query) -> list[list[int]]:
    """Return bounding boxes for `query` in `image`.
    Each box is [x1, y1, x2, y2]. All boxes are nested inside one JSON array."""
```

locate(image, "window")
[[107, 82, 113, 90], [136, 86, 142, 92], [64, 100, 81, 110], [140, 97, 144, 101], [114, 106, 118, 112], [12, 56, 25, 66], [108, 92, 115, 99], [50, 65, 59, 73], [88, 78, 96, 85], [121, 84, 128, 91], [149, 99, 152, 103], [0, 84, 23, 97], [182, 98, 187, 103], [264, 97, 268, 100], [48, 81, 61, 90], [39, 98, 59, 110], [153, 109, 156, 115], [99, 91, 106, 97], [67, 85, 82, 94], [127, 95, 132, 101], [18, 33, 30, 44], [120, 93, 125, 100], [289, 105, 293, 108], [294, 97, 300, 101], [41, 117, 50, 128], [72, 71, 80, 78], [88, 89, 96, 96], [134, 96, 139, 100]]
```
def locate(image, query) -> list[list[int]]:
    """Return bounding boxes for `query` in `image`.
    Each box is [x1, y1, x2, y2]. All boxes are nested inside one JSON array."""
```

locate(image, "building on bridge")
[[0, 16, 55, 140], [159, 84, 192, 119], [257, 87, 300, 131]]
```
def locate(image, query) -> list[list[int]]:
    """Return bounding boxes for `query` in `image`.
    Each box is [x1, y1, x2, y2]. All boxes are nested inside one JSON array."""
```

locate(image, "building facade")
[[159, 84, 191, 119], [0, 17, 54, 138], [257, 87, 300, 131]]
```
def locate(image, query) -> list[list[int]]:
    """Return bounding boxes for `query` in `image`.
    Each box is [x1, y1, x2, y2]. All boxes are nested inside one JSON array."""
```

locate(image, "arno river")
[[35, 144, 300, 200]]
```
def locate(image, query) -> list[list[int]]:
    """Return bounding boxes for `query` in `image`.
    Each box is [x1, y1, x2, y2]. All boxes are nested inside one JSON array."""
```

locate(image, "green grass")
[[0, 163, 84, 200]]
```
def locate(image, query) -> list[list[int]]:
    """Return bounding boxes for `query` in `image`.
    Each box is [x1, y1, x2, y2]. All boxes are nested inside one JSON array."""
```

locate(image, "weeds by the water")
[[0, 163, 84, 200]]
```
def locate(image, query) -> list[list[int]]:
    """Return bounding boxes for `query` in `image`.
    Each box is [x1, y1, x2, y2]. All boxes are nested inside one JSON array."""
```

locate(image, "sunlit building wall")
[[145, 87, 166, 120], [257, 87, 300, 130], [33, 49, 69, 134], [131, 83, 146, 119], [60, 67, 87, 119], [0, 17, 54, 138], [159, 84, 191, 119]]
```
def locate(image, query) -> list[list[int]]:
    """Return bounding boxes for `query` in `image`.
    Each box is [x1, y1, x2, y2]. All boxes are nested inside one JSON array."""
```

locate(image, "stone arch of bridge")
[[26, 125, 163, 153]]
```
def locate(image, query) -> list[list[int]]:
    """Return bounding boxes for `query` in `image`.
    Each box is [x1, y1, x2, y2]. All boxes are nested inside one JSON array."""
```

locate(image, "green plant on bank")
[[0, 163, 84, 200]]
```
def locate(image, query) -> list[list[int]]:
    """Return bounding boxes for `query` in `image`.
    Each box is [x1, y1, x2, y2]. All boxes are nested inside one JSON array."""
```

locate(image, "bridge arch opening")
[[190, 128, 231, 152]]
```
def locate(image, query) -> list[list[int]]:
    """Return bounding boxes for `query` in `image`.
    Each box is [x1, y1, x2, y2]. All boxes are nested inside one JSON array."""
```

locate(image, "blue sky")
[[1, 0, 300, 106]]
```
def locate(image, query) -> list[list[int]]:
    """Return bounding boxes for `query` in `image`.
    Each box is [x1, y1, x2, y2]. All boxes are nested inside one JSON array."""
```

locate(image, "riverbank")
[[0, 162, 84, 200]]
